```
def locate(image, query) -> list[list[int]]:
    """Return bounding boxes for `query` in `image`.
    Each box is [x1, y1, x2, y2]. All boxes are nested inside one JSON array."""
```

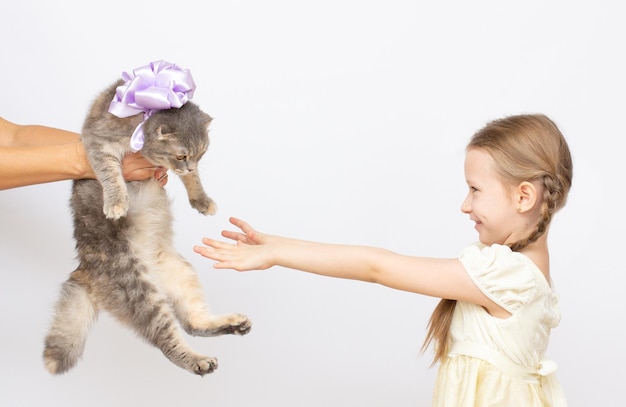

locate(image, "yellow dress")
[[432, 243, 566, 407]]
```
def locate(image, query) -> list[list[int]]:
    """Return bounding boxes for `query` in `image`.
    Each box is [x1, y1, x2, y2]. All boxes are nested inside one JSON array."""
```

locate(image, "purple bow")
[[108, 60, 196, 152]]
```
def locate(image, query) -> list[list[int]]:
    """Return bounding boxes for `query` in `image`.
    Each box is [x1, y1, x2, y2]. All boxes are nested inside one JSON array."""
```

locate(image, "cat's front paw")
[[190, 195, 217, 216], [103, 194, 129, 219]]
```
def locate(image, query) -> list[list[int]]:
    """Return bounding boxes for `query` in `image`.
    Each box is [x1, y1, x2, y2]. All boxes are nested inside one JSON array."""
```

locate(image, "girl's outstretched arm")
[[194, 217, 501, 311]]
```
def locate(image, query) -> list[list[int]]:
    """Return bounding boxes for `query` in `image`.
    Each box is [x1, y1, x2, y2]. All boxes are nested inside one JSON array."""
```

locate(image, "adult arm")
[[0, 118, 92, 189], [0, 117, 167, 189]]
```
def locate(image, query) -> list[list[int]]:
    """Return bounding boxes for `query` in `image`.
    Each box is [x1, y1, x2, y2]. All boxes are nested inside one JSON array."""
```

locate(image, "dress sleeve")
[[458, 243, 537, 314]]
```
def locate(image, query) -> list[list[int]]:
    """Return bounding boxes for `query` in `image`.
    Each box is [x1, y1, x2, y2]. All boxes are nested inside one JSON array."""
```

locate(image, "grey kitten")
[[43, 79, 251, 376]]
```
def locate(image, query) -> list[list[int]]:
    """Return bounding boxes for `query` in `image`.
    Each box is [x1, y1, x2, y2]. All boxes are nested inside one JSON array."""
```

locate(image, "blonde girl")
[[194, 113, 573, 406]]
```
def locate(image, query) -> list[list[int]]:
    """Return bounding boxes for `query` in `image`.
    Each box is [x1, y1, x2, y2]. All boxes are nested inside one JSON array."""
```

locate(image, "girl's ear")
[[516, 181, 539, 213]]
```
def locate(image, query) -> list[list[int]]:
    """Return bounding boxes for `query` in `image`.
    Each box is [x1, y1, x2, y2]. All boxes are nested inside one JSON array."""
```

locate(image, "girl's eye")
[[176, 155, 187, 161], [470, 186, 478, 192]]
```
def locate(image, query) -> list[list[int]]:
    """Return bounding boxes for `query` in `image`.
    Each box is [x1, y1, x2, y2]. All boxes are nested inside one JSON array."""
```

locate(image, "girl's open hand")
[[221, 217, 267, 246], [193, 217, 274, 271]]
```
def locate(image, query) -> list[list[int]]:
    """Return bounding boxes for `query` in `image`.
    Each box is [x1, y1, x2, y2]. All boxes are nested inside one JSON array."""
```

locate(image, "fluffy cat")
[[43, 78, 251, 376]]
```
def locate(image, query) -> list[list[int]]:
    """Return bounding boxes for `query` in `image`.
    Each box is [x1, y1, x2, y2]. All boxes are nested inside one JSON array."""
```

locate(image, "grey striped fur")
[[43, 80, 251, 376]]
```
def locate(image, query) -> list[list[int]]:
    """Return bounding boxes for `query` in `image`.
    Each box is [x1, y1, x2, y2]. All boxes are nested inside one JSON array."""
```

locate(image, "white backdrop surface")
[[1, 1, 623, 406]]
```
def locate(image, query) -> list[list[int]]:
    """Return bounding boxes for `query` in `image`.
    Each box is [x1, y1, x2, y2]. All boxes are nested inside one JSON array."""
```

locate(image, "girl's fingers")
[[229, 217, 245, 228], [222, 230, 250, 243], [230, 217, 254, 234], [194, 243, 231, 263], [201, 237, 234, 249], [228, 217, 264, 244], [192, 245, 212, 258]]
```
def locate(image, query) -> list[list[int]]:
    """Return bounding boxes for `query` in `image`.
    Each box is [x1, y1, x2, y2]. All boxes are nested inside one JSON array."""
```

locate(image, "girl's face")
[[461, 148, 521, 246]]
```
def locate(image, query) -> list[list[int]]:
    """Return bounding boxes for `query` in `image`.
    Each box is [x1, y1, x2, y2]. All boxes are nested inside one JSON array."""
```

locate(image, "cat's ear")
[[202, 113, 213, 128], [156, 125, 173, 140]]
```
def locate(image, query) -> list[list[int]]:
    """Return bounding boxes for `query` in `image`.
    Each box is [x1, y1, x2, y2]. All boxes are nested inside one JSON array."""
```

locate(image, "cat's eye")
[[176, 155, 187, 161]]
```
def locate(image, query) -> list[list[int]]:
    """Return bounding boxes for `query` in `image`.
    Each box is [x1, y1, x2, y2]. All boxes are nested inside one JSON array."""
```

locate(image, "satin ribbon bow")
[[108, 60, 196, 152]]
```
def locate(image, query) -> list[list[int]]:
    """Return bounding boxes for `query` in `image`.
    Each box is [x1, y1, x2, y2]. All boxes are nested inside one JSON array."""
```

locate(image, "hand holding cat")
[[121, 152, 168, 186], [194, 217, 275, 271], [0, 117, 168, 190]]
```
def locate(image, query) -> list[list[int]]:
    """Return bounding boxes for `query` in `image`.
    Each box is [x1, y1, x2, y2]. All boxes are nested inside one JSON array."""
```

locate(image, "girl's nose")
[[460, 194, 471, 214]]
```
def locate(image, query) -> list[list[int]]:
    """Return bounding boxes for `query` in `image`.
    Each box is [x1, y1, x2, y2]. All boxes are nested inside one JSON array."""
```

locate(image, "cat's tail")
[[43, 270, 98, 374]]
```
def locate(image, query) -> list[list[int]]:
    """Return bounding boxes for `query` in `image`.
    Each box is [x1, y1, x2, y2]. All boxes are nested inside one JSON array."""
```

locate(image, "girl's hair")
[[422, 113, 573, 364]]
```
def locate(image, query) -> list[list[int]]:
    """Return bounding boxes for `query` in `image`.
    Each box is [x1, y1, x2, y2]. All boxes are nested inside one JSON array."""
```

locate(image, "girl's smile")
[[461, 148, 520, 246]]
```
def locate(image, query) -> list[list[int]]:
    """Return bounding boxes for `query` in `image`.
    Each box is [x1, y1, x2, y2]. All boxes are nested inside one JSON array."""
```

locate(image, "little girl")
[[194, 113, 572, 407]]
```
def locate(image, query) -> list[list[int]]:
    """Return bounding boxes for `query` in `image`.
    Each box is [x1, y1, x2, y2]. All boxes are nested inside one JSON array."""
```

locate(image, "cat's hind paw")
[[229, 314, 252, 336], [191, 356, 218, 376], [215, 313, 252, 336], [185, 313, 252, 337]]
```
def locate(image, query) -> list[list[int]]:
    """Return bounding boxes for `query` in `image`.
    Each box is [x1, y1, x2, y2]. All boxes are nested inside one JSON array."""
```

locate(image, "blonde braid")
[[509, 175, 559, 251]]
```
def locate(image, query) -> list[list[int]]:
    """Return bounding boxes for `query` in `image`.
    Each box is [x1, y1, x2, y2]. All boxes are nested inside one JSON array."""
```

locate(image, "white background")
[[1, 1, 624, 406]]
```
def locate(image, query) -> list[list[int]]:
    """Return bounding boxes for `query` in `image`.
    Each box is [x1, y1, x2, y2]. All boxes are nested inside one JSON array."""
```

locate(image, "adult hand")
[[121, 152, 168, 186]]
